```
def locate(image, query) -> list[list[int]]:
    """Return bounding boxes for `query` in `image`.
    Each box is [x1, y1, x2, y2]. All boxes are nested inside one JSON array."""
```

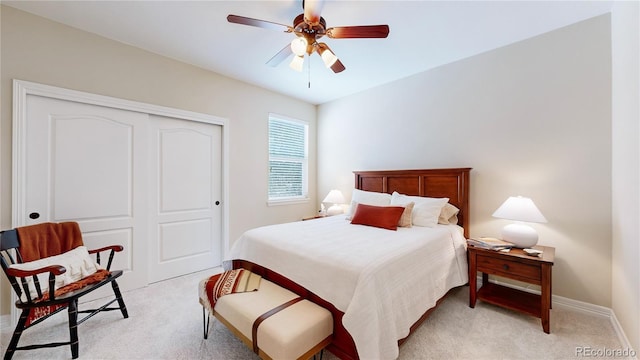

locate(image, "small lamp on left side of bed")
[[323, 190, 346, 216]]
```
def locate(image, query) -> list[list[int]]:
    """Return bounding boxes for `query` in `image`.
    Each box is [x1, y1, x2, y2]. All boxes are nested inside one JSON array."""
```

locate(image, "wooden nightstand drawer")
[[477, 254, 541, 282]]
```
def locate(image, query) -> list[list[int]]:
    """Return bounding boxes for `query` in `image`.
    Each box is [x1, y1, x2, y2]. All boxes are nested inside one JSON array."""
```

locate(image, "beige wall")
[[611, 2, 640, 352], [318, 15, 612, 307], [0, 6, 317, 314]]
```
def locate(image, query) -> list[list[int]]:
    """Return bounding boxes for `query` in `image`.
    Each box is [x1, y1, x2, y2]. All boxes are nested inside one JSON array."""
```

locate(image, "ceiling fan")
[[227, 0, 389, 74]]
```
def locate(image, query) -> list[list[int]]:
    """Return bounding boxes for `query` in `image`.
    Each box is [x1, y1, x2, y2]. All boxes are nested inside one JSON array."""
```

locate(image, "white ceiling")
[[4, 0, 613, 105]]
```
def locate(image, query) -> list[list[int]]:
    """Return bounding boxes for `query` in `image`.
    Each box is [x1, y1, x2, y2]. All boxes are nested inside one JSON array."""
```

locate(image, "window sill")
[[267, 197, 310, 207]]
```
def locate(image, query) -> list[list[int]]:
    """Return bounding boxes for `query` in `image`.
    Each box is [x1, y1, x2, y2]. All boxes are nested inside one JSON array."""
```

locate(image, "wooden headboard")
[[354, 168, 471, 238]]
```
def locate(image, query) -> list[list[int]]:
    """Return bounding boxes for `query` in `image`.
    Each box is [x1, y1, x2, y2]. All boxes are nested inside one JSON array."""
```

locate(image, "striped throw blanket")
[[200, 269, 261, 315]]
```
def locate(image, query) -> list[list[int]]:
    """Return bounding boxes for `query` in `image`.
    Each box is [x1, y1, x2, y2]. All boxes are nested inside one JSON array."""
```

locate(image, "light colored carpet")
[[1, 267, 625, 360]]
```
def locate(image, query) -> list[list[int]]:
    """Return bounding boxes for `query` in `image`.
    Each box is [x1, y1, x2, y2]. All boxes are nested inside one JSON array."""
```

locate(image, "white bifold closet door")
[[21, 94, 222, 295]]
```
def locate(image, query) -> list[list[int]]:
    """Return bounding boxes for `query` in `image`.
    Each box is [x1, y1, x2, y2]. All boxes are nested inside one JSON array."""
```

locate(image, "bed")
[[225, 168, 471, 360]]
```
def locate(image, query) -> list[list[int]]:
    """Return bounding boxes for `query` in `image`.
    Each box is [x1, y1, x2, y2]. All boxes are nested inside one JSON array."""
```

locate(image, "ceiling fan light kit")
[[227, 0, 389, 74], [319, 46, 338, 68], [289, 55, 305, 72], [291, 37, 308, 57]]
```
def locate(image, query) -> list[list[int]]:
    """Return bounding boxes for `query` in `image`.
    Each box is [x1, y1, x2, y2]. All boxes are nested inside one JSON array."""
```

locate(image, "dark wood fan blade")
[[303, 0, 325, 26], [227, 14, 293, 33], [266, 44, 293, 67], [326, 25, 390, 39], [330, 59, 346, 73]]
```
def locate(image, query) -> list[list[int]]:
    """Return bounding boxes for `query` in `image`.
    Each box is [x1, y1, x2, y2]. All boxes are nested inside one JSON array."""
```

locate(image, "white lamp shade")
[[493, 196, 547, 248], [323, 190, 345, 204], [492, 196, 547, 223], [323, 190, 345, 216]]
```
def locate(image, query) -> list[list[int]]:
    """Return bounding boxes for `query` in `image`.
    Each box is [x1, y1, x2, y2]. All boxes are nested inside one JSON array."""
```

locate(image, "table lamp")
[[492, 196, 547, 248], [323, 190, 345, 216]]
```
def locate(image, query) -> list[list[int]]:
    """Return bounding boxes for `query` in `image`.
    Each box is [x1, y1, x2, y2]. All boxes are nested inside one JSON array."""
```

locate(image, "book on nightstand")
[[467, 237, 514, 250]]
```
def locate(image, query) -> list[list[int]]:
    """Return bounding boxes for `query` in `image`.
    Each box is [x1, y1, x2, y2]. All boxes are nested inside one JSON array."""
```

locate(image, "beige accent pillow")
[[398, 202, 415, 227], [438, 203, 460, 225]]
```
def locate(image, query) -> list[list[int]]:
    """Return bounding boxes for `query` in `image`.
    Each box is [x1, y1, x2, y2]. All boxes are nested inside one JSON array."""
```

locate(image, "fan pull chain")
[[308, 54, 311, 88], [307, 56, 311, 89]]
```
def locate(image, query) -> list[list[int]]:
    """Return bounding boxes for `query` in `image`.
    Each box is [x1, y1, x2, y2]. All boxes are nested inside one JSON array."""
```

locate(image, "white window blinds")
[[268, 115, 308, 202]]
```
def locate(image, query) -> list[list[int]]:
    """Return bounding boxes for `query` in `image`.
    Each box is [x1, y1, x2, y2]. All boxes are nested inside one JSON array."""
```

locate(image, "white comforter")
[[225, 215, 468, 360]]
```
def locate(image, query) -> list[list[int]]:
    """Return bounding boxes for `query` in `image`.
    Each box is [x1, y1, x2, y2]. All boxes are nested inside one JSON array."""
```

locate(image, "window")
[[268, 114, 309, 204]]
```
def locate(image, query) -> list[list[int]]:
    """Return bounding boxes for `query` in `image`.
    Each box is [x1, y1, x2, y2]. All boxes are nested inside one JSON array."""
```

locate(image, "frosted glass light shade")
[[323, 190, 345, 216], [320, 48, 338, 67], [493, 196, 547, 248], [290, 37, 308, 56], [289, 55, 304, 72]]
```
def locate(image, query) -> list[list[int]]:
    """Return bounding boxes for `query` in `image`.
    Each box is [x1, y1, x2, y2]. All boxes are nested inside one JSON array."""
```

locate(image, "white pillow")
[[390, 192, 449, 227], [10, 246, 102, 301], [347, 189, 392, 216]]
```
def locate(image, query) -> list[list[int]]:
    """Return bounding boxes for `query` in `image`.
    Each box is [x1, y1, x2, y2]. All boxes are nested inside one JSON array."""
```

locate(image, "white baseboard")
[[553, 295, 636, 357], [484, 277, 637, 358], [610, 311, 638, 359]]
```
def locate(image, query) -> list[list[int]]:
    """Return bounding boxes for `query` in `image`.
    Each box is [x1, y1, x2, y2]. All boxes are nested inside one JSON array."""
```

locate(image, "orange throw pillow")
[[350, 203, 406, 230]]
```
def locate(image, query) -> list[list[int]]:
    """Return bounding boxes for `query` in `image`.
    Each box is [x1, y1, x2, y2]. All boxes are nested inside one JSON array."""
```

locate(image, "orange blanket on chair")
[[16, 222, 84, 262], [15, 222, 109, 327]]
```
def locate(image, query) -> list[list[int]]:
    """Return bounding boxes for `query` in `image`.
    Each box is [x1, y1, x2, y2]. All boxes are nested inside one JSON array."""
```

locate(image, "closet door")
[[148, 115, 222, 282], [22, 95, 149, 292]]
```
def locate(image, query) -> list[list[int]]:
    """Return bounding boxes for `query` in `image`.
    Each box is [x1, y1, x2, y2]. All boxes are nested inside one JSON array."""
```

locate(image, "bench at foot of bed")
[[199, 274, 333, 360]]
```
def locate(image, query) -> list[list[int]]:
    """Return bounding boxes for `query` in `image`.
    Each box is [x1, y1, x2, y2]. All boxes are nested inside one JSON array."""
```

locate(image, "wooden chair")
[[0, 222, 129, 360]]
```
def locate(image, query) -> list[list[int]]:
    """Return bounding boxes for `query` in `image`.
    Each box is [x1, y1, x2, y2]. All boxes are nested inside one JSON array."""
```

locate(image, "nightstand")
[[468, 244, 555, 333]]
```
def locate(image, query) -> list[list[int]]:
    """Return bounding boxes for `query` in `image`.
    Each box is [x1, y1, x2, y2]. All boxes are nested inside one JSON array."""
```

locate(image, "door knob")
[[29, 212, 40, 219], [215, 201, 220, 206]]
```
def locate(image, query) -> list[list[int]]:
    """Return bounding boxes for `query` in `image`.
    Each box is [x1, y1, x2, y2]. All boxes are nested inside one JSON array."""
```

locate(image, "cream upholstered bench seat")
[[199, 276, 333, 360]]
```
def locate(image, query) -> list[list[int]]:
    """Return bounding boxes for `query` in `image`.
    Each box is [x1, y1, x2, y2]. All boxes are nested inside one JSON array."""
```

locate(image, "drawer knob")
[[503, 264, 509, 271]]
